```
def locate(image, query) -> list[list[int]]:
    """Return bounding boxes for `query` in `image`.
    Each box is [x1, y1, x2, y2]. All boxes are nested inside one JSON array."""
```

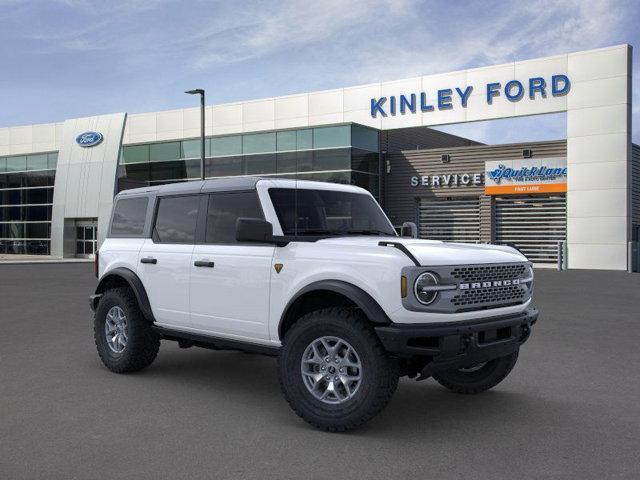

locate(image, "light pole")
[[185, 89, 205, 180]]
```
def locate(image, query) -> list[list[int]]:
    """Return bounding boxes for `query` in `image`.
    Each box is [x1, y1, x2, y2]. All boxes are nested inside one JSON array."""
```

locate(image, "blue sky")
[[0, 0, 638, 144]]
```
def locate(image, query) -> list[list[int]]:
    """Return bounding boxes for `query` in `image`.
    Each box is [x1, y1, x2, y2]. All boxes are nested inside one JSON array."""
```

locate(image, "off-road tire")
[[94, 287, 160, 373], [278, 307, 399, 432], [432, 350, 519, 394]]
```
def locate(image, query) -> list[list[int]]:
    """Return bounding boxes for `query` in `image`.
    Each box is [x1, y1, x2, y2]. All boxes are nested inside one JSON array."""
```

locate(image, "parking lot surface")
[[1, 263, 639, 479]]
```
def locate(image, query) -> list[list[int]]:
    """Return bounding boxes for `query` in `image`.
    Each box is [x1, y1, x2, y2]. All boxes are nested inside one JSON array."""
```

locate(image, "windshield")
[[268, 188, 396, 237]]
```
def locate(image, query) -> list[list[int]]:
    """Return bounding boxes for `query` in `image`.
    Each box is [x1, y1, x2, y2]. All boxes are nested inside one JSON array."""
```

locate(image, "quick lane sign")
[[370, 74, 570, 117], [485, 157, 567, 195]]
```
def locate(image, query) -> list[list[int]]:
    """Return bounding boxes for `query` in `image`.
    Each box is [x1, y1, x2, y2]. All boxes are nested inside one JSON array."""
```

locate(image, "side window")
[[110, 197, 148, 236], [205, 192, 263, 244], [153, 195, 200, 244]]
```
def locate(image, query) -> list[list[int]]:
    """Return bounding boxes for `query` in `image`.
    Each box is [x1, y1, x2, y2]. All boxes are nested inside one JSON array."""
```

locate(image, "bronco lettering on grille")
[[459, 278, 521, 290]]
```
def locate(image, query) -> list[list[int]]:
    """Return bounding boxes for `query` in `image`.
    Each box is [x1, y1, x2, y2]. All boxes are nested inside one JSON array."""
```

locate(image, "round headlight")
[[414, 272, 439, 305]]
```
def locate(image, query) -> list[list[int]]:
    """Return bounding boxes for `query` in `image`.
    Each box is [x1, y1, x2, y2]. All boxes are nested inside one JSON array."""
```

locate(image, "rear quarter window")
[[110, 197, 149, 236], [153, 195, 200, 244]]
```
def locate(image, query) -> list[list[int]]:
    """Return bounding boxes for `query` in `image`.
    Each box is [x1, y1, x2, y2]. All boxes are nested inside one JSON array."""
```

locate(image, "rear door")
[[189, 191, 274, 341], [137, 194, 200, 329]]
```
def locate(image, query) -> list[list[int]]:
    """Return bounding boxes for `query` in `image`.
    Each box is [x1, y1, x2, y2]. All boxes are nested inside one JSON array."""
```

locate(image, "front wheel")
[[278, 308, 399, 432], [94, 287, 160, 373], [432, 350, 519, 394]]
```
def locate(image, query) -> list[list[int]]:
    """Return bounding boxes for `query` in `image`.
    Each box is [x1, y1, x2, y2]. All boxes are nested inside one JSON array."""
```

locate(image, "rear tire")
[[432, 350, 519, 394], [278, 307, 399, 432], [94, 287, 160, 373]]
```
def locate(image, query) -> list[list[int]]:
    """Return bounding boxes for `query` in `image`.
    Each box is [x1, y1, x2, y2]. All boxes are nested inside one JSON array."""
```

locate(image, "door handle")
[[140, 257, 157, 264], [194, 260, 215, 268]]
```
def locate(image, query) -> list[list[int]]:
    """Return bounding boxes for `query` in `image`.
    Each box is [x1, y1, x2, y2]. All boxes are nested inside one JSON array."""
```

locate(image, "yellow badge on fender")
[[274, 263, 284, 273]]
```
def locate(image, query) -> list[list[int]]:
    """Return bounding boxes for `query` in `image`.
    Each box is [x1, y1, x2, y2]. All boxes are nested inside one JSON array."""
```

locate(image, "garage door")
[[495, 195, 566, 265], [418, 197, 480, 243]]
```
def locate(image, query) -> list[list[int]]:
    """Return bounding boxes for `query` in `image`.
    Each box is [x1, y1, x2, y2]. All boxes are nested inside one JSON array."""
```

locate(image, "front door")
[[189, 191, 274, 341], [137, 194, 200, 330], [76, 220, 98, 258]]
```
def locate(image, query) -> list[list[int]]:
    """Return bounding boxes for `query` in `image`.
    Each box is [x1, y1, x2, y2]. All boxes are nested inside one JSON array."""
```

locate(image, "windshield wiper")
[[345, 229, 395, 236], [288, 229, 337, 236]]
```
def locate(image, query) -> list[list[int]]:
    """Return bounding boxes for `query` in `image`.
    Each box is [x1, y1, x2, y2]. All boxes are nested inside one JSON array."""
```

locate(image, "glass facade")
[[0, 152, 57, 255], [118, 124, 380, 196]]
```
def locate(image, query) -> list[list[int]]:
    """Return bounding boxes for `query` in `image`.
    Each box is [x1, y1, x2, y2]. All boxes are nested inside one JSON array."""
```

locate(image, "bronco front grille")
[[401, 262, 533, 314], [451, 264, 527, 283], [451, 284, 526, 309]]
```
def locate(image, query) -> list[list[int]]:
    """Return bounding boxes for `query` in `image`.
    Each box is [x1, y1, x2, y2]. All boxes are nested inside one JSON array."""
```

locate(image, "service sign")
[[484, 157, 567, 195]]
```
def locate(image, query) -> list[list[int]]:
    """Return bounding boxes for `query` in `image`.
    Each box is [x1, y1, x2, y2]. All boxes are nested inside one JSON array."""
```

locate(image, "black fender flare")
[[279, 280, 391, 339], [93, 267, 155, 322]]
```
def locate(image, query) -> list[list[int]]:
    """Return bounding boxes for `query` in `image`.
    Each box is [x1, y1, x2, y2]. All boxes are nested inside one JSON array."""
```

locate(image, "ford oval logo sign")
[[76, 131, 103, 148]]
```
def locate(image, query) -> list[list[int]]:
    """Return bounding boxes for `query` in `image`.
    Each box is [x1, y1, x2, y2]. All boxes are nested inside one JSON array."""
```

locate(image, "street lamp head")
[[185, 89, 205, 95]]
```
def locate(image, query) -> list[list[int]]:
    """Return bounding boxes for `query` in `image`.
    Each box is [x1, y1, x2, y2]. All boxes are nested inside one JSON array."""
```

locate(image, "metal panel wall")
[[381, 126, 481, 153], [632, 143, 640, 230], [418, 197, 480, 242], [495, 195, 567, 264], [383, 139, 567, 227]]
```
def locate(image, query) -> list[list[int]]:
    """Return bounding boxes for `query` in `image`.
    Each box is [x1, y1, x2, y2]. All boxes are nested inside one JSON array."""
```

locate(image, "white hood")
[[316, 237, 528, 266]]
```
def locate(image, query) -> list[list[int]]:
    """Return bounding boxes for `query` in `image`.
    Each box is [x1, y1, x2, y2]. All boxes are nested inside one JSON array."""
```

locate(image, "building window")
[[150, 142, 181, 162], [313, 126, 350, 149], [0, 151, 58, 255], [119, 124, 381, 196], [211, 136, 242, 157], [76, 224, 97, 257], [243, 132, 276, 154]]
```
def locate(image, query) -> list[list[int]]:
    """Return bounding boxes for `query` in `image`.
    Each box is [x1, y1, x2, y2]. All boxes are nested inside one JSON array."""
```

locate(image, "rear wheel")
[[432, 350, 519, 394], [278, 307, 399, 432], [94, 287, 160, 373]]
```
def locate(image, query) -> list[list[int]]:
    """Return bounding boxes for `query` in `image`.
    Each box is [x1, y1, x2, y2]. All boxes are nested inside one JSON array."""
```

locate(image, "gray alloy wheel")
[[104, 306, 128, 353], [300, 336, 363, 405]]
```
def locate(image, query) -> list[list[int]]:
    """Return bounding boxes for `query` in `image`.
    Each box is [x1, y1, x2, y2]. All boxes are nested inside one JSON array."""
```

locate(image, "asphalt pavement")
[[1, 263, 639, 479]]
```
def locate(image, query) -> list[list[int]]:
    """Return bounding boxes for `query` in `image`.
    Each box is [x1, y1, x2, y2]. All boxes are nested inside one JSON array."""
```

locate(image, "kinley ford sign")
[[370, 74, 570, 117], [409, 157, 568, 195]]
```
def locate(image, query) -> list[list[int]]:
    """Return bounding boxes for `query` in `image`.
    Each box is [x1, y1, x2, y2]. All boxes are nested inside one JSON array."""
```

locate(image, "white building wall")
[[0, 122, 63, 156], [565, 45, 632, 270], [50, 113, 126, 258]]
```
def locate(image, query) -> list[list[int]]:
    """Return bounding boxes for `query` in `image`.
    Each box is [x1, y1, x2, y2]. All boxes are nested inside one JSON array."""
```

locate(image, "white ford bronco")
[[91, 177, 537, 431]]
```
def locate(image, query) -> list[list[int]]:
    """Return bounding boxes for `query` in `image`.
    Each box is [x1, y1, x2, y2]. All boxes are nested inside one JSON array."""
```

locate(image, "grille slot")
[[451, 264, 526, 283]]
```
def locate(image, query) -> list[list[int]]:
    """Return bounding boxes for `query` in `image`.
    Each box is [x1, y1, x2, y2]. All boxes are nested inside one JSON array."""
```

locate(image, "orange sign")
[[485, 183, 567, 195]]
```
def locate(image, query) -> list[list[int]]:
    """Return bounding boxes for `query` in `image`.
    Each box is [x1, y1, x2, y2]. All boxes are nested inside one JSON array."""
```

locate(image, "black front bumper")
[[375, 307, 538, 373]]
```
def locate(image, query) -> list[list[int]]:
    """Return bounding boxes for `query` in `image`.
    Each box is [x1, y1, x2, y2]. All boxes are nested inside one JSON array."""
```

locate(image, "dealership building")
[[0, 44, 637, 271]]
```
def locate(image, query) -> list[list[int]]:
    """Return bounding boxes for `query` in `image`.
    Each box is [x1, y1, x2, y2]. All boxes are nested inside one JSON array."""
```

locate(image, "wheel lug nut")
[[325, 375, 331, 380], [334, 357, 339, 363], [334, 376, 339, 381], [321, 366, 326, 371], [339, 368, 344, 373], [325, 357, 330, 362]]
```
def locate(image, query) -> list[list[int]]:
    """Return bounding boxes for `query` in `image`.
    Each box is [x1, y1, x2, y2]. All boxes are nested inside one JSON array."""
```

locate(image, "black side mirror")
[[401, 221, 418, 238], [236, 217, 274, 243]]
